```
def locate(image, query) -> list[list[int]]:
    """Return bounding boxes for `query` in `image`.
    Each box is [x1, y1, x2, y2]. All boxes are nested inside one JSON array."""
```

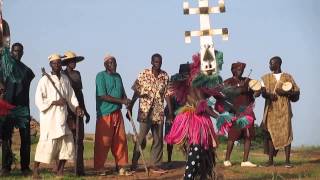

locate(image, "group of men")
[[0, 42, 300, 179], [217, 58, 299, 169], [94, 53, 172, 175]]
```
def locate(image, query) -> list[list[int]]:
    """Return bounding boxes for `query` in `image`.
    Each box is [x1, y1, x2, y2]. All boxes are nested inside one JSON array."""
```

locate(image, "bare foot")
[[32, 172, 42, 179]]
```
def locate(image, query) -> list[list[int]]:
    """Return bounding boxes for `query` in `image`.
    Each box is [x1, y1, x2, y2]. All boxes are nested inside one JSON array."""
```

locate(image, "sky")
[[3, 0, 320, 146]]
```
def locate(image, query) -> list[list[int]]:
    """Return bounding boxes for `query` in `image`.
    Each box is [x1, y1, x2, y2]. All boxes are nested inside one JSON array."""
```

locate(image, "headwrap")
[[104, 54, 115, 62], [231, 62, 246, 71]]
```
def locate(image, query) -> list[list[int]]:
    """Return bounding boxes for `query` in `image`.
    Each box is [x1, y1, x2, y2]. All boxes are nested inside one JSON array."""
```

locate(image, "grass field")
[[0, 134, 320, 179]]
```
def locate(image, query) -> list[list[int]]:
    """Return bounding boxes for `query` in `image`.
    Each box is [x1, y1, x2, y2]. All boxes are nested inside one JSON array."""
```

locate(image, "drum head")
[[249, 79, 261, 91], [282, 82, 292, 92]]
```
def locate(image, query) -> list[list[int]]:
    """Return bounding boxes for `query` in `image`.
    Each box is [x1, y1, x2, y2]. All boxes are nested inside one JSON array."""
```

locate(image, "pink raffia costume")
[[165, 54, 221, 149], [165, 100, 217, 149], [165, 53, 223, 179]]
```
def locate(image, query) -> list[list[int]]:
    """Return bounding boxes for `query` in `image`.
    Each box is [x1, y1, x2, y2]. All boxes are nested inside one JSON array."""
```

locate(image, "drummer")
[[222, 62, 260, 167], [260, 56, 300, 168]]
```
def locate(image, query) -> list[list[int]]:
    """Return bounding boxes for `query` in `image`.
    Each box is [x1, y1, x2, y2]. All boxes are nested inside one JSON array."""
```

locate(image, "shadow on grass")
[[162, 161, 186, 169], [228, 173, 312, 180], [0, 169, 82, 180], [309, 159, 320, 164]]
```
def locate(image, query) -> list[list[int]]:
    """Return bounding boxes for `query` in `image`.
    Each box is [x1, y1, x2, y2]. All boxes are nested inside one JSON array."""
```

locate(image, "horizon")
[[3, 0, 320, 146]]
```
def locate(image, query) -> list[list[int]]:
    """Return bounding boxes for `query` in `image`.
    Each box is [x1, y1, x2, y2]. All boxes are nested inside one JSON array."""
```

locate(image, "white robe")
[[35, 73, 79, 141]]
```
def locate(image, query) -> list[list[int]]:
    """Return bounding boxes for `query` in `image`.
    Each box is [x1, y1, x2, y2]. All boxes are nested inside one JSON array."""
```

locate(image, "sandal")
[[285, 163, 293, 168], [119, 168, 134, 176]]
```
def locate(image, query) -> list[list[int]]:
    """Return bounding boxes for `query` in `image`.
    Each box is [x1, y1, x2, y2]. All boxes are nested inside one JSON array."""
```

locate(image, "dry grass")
[[0, 132, 319, 179]]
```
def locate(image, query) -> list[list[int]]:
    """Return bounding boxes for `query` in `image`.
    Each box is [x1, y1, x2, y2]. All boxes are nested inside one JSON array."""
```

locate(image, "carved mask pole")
[[184, 0, 228, 75], [0, 0, 11, 49]]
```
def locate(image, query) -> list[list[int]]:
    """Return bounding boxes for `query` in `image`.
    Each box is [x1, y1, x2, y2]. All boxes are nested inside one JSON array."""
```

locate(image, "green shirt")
[[96, 71, 124, 117]]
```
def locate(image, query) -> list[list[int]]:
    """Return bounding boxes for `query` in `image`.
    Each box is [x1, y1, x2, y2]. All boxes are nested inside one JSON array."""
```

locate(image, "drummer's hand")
[[287, 90, 296, 97], [276, 88, 288, 96]]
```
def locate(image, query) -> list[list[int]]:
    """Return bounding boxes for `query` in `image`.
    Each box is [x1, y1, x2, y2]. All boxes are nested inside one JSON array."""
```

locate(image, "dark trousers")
[[1, 119, 31, 171], [1, 119, 13, 171], [132, 121, 163, 167], [71, 117, 85, 174], [19, 120, 31, 170]]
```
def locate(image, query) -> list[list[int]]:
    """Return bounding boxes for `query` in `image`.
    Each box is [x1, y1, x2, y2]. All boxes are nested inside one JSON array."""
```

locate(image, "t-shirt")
[[261, 73, 283, 87], [96, 71, 124, 117], [273, 73, 282, 81]]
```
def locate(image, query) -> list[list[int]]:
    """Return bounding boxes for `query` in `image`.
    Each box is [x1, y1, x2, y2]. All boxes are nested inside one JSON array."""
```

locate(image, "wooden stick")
[[127, 111, 149, 176], [41, 68, 64, 98]]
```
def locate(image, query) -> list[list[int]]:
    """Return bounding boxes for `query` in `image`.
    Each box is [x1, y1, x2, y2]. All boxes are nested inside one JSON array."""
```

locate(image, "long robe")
[[261, 72, 300, 150], [35, 73, 79, 141]]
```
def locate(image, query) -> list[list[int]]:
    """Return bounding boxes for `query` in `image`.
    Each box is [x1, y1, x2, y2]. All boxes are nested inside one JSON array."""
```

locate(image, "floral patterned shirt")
[[132, 69, 170, 124]]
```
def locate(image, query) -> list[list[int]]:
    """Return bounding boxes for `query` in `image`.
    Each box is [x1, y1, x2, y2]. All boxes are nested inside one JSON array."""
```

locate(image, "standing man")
[[33, 54, 83, 178], [127, 53, 173, 174], [0, 42, 34, 176], [94, 54, 132, 175], [222, 62, 259, 167], [61, 51, 90, 176], [261, 56, 300, 167]]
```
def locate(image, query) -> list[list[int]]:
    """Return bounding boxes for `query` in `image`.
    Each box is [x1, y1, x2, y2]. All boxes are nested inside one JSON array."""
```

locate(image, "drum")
[[282, 82, 292, 92], [248, 79, 261, 91], [0, 19, 11, 48]]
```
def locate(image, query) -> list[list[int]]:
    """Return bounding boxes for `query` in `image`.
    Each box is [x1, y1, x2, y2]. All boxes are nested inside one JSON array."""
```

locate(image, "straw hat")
[[61, 51, 84, 66], [48, 53, 63, 62]]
